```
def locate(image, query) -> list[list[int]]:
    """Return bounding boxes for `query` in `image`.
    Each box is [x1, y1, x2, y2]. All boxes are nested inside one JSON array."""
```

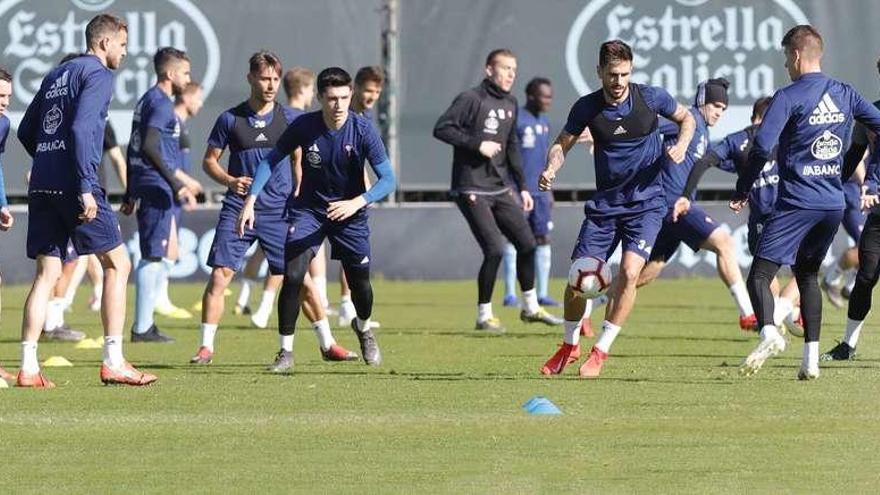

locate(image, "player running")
[[0, 67, 14, 382], [434, 49, 562, 332], [194, 52, 356, 367], [679, 97, 804, 336], [629, 78, 758, 330], [539, 39, 696, 378], [238, 67, 396, 369], [16, 14, 156, 387], [733, 25, 880, 380]]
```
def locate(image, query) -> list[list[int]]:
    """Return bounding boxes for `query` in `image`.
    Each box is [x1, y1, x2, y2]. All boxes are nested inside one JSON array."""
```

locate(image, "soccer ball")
[[568, 257, 612, 298]]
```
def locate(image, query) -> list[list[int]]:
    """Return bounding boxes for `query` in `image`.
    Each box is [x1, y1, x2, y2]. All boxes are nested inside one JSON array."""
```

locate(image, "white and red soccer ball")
[[568, 257, 612, 298]]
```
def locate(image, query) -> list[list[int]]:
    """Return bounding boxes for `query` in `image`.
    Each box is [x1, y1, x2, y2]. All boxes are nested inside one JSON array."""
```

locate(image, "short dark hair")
[[875, 56, 880, 76], [249, 50, 282, 77], [0, 67, 10, 83], [485, 48, 515, 67], [355, 66, 385, 87], [175, 81, 201, 104], [781, 25, 823, 55], [752, 97, 772, 121], [525, 77, 552, 97], [153, 47, 189, 77], [316, 67, 352, 95], [59, 52, 85, 65], [85, 14, 127, 51], [599, 40, 633, 68], [283, 67, 315, 98]]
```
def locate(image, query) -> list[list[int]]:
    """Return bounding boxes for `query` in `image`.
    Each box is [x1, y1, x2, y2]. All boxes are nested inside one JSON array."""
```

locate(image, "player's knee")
[[283, 255, 310, 285], [618, 263, 641, 287], [208, 268, 234, 292], [484, 242, 506, 260], [343, 265, 371, 293]]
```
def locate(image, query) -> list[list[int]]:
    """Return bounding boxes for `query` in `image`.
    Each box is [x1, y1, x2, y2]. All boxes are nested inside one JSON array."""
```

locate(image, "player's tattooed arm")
[[666, 103, 695, 164], [538, 131, 578, 191]]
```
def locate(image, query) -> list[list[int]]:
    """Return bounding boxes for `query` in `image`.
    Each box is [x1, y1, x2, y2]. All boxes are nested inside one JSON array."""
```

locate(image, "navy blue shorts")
[[528, 191, 553, 238], [842, 181, 865, 242], [650, 204, 720, 262], [26, 189, 122, 260], [286, 207, 371, 267], [747, 213, 770, 257], [571, 199, 666, 262], [755, 207, 843, 266], [208, 206, 287, 275], [135, 186, 175, 260]]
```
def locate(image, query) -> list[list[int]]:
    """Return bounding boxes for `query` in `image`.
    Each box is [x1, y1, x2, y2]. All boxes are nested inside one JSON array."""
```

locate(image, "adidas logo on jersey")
[[44, 70, 69, 99], [809, 93, 845, 125], [613, 125, 627, 135], [255, 133, 268, 142]]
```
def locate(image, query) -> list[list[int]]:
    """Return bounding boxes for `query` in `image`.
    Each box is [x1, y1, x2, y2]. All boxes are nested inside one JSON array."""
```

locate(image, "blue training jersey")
[[563, 84, 678, 209], [713, 126, 778, 220], [0, 114, 8, 206], [18, 54, 112, 194], [748, 72, 880, 210], [207, 103, 301, 211], [517, 107, 550, 193], [128, 85, 181, 195], [659, 106, 709, 206], [266, 110, 388, 211]]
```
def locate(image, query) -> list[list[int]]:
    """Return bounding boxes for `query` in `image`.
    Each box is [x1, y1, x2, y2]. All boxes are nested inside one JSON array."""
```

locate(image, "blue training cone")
[[522, 396, 562, 415]]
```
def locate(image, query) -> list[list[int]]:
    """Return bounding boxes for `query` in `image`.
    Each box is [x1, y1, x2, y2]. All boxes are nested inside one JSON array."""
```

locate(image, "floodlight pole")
[[380, 0, 400, 204]]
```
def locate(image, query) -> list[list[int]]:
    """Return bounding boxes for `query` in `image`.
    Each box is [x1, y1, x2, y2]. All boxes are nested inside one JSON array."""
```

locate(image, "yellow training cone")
[[75, 338, 103, 350], [43, 356, 73, 367]]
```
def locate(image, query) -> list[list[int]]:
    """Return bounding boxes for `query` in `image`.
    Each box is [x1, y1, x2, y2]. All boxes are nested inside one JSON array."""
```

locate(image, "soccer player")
[[539, 40, 695, 377], [627, 78, 757, 330], [821, 56, 880, 361], [195, 53, 356, 367], [733, 25, 880, 379], [501, 77, 560, 308], [434, 49, 562, 332], [679, 97, 804, 336], [123, 47, 197, 344], [238, 67, 396, 368], [16, 14, 156, 387]]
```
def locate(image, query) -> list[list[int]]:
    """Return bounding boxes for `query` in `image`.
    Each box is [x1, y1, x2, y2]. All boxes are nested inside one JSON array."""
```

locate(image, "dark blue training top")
[[563, 84, 678, 209], [18, 54, 112, 194], [264, 110, 388, 211], [207, 102, 301, 211], [746, 72, 880, 210], [517, 107, 551, 193], [659, 106, 709, 206], [714, 126, 778, 220], [0, 115, 8, 206], [128, 85, 181, 195]]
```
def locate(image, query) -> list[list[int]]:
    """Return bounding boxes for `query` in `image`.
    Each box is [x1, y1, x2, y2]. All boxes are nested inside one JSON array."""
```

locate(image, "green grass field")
[[1, 278, 879, 494]]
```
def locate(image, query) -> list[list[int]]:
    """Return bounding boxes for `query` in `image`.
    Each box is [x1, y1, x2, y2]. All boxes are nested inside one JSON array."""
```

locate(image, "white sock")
[[312, 318, 335, 350], [21, 341, 39, 374], [823, 264, 844, 286], [256, 290, 276, 317], [728, 281, 754, 317], [44, 298, 63, 331], [156, 259, 174, 308], [844, 318, 864, 348], [280, 334, 294, 352], [595, 320, 621, 353], [563, 320, 580, 346], [773, 297, 794, 327], [760, 325, 781, 341], [355, 317, 371, 333], [103, 336, 124, 369], [803, 341, 819, 369], [477, 303, 493, 322], [844, 270, 857, 294], [200, 323, 218, 351], [313, 275, 329, 309], [237, 279, 254, 308], [521, 288, 540, 314]]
